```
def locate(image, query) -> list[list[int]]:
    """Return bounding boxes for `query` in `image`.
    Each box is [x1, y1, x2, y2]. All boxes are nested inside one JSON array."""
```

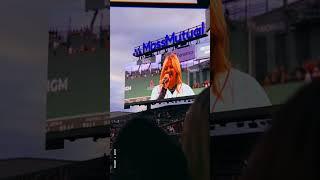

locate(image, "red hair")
[[211, 0, 231, 99]]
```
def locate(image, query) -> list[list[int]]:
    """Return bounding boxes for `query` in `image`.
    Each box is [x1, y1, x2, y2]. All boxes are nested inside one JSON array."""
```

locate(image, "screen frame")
[[210, 105, 281, 126], [110, 0, 209, 9], [124, 95, 197, 109]]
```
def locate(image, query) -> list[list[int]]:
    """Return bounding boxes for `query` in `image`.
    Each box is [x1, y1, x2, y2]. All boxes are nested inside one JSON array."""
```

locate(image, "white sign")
[[48, 78, 69, 93]]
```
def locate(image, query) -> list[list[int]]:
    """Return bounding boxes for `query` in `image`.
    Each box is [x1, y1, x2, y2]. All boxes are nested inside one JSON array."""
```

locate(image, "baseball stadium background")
[[47, 24, 110, 134], [225, 0, 320, 106]]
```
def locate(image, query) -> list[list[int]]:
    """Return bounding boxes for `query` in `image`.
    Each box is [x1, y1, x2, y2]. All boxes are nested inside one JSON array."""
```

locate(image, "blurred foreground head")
[[113, 117, 190, 180], [210, 0, 231, 99], [241, 80, 320, 180], [182, 88, 210, 180]]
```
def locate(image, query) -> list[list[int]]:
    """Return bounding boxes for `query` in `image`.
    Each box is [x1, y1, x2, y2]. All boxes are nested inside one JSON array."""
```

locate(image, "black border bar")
[[110, 0, 209, 9]]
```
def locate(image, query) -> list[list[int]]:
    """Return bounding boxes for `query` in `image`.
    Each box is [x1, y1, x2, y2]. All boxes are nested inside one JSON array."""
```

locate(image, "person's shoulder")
[[181, 83, 195, 95], [231, 68, 255, 81], [151, 85, 162, 93], [153, 85, 161, 90], [230, 68, 271, 105], [181, 83, 192, 89], [230, 68, 261, 87], [150, 85, 161, 100]]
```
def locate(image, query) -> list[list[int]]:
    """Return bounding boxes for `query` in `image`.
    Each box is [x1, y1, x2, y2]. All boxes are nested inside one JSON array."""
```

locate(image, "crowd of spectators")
[[48, 26, 108, 56], [192, 80, 210, 88], [125, 67, 194, 79], [262, 60, 320, 87], [152, 107, 188, 136], [110, 105, 189, 148], [125, 69, 161, 79], [162, 116, 185, 136]]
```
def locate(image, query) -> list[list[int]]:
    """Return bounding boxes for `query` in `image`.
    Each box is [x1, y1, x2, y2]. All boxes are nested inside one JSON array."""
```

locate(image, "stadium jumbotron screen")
[[124, 22, 209, 105]]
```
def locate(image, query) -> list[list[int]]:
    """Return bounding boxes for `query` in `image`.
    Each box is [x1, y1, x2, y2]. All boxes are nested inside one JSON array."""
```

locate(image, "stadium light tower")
[[85, 0, 108, 31]]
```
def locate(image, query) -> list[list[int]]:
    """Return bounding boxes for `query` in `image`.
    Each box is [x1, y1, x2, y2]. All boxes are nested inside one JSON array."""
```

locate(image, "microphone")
[[162, 77, 169, 85], [162, 74, 169, 85], [158, 74, 169, 100]]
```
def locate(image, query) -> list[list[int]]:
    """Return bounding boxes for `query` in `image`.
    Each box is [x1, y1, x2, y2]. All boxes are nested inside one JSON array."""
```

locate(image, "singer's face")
[[163, 59, 177, 89]]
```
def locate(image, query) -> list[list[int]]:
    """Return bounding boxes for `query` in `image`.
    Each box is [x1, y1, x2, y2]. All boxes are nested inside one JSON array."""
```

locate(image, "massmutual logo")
[[47, 78, 69, 93], [133, 22, 206, 57]]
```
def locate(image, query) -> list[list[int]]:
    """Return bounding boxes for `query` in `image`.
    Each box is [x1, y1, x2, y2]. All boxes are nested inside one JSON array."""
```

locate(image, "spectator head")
[[280, 71, 288, 83], [312, 67, 319, 76], [305, 70, 312, 83], [304, 62, 315, 74], [263, 75, 271, 86], [112, 117, 190, 180], [271, 71, 280, 84], [240, 80, 320, 180], [295, 68, 305, 81]]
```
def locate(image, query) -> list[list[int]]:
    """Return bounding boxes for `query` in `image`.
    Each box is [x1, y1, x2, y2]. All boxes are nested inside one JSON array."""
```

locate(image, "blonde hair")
[[211, 0, 231, 99], [160, 53, 183, 90]]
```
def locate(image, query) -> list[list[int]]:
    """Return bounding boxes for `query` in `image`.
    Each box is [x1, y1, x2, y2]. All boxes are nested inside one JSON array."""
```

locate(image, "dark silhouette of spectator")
[[240, 80, 320, 180], [279, 67, 289, 84], [270, 67, 280, 84], [112, 117, 191, 180], [263, 75, 271, 87], [224, 8, 231, 26], [311, 66, 320, 80], [182, 88, 210, 180], [305, 70, 312, 83], [225, 8, 230, 18], [294, 67, 306, 81]]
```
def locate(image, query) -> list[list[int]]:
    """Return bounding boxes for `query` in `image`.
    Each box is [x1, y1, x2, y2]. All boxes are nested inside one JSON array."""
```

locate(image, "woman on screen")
[[150, 53, 194, 100], [210, 0, 271, 113]]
